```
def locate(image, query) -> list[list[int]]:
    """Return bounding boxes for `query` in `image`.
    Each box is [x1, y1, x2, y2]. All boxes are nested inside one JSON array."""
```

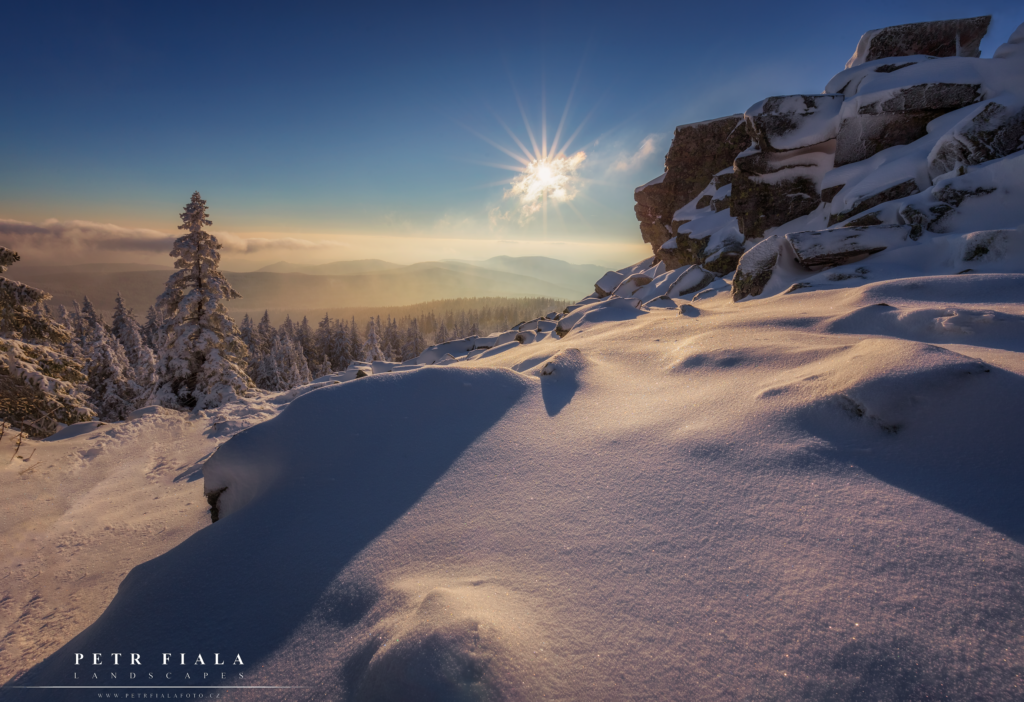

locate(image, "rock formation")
[[634, 116, 749, 263], [845, 16, 992, 67], [626, 14, 1024, 298]]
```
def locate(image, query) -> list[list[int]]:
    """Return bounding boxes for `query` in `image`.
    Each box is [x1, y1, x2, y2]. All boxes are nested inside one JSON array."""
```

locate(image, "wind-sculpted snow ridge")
[[9, 268, 1024, 700], [629, 15, 1024, 301]]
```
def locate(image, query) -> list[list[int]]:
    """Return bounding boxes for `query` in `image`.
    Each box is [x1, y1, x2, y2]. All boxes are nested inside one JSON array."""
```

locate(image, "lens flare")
[[506, 152, 586, 216]]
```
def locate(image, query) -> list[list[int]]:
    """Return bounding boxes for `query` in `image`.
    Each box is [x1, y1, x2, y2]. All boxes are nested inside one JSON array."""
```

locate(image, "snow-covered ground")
[[0, 397, 284, 686], [4, 269, 1023, 699], [5, 15, 1024, 702]]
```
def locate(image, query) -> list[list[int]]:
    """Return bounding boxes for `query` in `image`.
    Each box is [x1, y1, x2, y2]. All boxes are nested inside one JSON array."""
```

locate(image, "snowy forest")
[[0, 193, 563, 433]]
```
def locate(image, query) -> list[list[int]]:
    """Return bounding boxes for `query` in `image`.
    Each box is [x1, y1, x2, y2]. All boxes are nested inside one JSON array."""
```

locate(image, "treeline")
[[240, 297, 567, 336], [48, 294, 566, 421], [0, 191, 571, 436]]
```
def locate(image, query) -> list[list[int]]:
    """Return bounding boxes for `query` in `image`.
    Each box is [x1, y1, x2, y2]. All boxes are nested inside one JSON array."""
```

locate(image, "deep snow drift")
[[7, 271, 1024, 700]]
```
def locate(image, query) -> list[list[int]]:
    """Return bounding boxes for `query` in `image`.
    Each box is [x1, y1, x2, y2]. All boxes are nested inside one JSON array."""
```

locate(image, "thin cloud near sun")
[[471, 80, 597, 229]]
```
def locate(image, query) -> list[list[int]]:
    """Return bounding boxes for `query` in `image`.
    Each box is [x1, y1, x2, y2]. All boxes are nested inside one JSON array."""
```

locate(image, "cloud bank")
[[0, 219, 348, 256]]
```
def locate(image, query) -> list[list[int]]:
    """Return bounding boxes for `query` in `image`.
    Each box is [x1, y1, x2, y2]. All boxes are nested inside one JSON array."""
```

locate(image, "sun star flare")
[[506, 151, 587, 216]]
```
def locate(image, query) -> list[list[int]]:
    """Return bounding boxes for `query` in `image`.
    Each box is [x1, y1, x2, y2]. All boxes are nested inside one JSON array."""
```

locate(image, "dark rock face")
[[731, 235, 788, 302], [828, 178, 920, 226], [744, 95, 844, 152], [859, 16, 992, 64], [657, 236, 705, 271], [727, 94, 843, 237], [928, 103, 1024, 178], [787, 225, 910, 268], [731, 174, 820, 238], [899, 185, 998, 237], [821, 184, 844, 204], [835, 84, 982, 166], [634, 116, 749, 262]]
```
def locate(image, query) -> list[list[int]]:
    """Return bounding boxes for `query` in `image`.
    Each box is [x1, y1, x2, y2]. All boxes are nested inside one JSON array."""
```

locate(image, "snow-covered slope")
[[8, 273, 1023, 699], [5, 16, 1024, 702], [0, 398, 284, 685]]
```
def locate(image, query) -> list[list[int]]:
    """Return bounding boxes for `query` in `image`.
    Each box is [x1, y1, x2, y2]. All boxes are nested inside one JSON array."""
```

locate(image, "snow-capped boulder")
[[726, 95, 845, 237], [744, 95, 844, 153], [828, 178, 920, 226], [845, 16, 991, 69], [834, 82, 983, 167], [958, 228, 1024, 266], [731, 235, 790, 301], [555, 297, 643, 338], [927, 102, 1024, 179], [594, 270, 625, 298], [787, 225, 911, 268]]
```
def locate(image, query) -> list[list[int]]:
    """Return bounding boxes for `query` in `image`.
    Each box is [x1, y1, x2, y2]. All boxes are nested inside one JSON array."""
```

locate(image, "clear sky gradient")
[[2, 0, 1022, 269]]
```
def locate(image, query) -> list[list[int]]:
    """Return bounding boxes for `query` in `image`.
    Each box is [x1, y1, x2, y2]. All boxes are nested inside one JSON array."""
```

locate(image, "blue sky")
[[2, 0, 1022, 268]]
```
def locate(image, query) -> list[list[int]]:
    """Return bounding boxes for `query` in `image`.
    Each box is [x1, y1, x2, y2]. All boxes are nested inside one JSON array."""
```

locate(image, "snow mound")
[[758, 338, 990, 434], [347, 579, 535, 702]]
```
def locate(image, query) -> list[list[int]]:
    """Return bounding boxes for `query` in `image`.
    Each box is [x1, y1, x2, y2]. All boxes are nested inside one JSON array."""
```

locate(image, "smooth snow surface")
[[0, 397, 282, 685], [7, 272, 1023, 700]]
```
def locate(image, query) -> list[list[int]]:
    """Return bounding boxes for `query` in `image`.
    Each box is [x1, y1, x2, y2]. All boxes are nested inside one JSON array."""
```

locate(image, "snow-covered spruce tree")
[[279, 335, 312, 389], [84, 321, 136, 421], [238, 313, 262, 378], [362, 317, 386, 362], [142, 306, 162, 348], [0, 247, 94, 436], [348, 316, 361, 363], [296, 316, 314, 366], [331, 318, 350, 369], [256, 311, 273, 355], [435, 320, 449, 345], [313, 313, 334, 370], [402, 318, 425, 360], [312, 354, 333, 379], [153, 192, 253, 410], [254, 342, 281, 390], [112, 292, 157, 405]]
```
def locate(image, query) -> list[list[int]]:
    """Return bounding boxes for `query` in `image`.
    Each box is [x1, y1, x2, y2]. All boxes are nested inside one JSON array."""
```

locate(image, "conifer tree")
[[122, 322, 157, 407], [254, 342, 281, 391], [296, 316, 314, 366], [256, 311, 273, 355], [331, 318, 350, 370], [435, 320, 449, 345], [0, 248, 94, 436], [401, 318, 425, 361], [280, 315, 295, 340], [239, 313, 262, 378], [80, 295, 101, 331], [142, 306, 162, 347], [110, 293, 157, 406], [110, 292, 133, 345], [348, 316, 362, 363], [312, 354, 333, 379], [84, 321, 136, 421], [153, 192, 253, 410], [361, 317, 385, 362], [314, 313, 333, 368]]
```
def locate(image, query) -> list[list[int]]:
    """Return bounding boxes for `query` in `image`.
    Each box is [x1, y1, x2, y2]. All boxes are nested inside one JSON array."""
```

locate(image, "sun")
[[470, 82, 593, 229], [507, 151, 587, 216]]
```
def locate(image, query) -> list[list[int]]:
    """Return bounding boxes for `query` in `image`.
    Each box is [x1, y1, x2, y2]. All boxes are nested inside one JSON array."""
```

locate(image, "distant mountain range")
[[15, 256, 607, 319]]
